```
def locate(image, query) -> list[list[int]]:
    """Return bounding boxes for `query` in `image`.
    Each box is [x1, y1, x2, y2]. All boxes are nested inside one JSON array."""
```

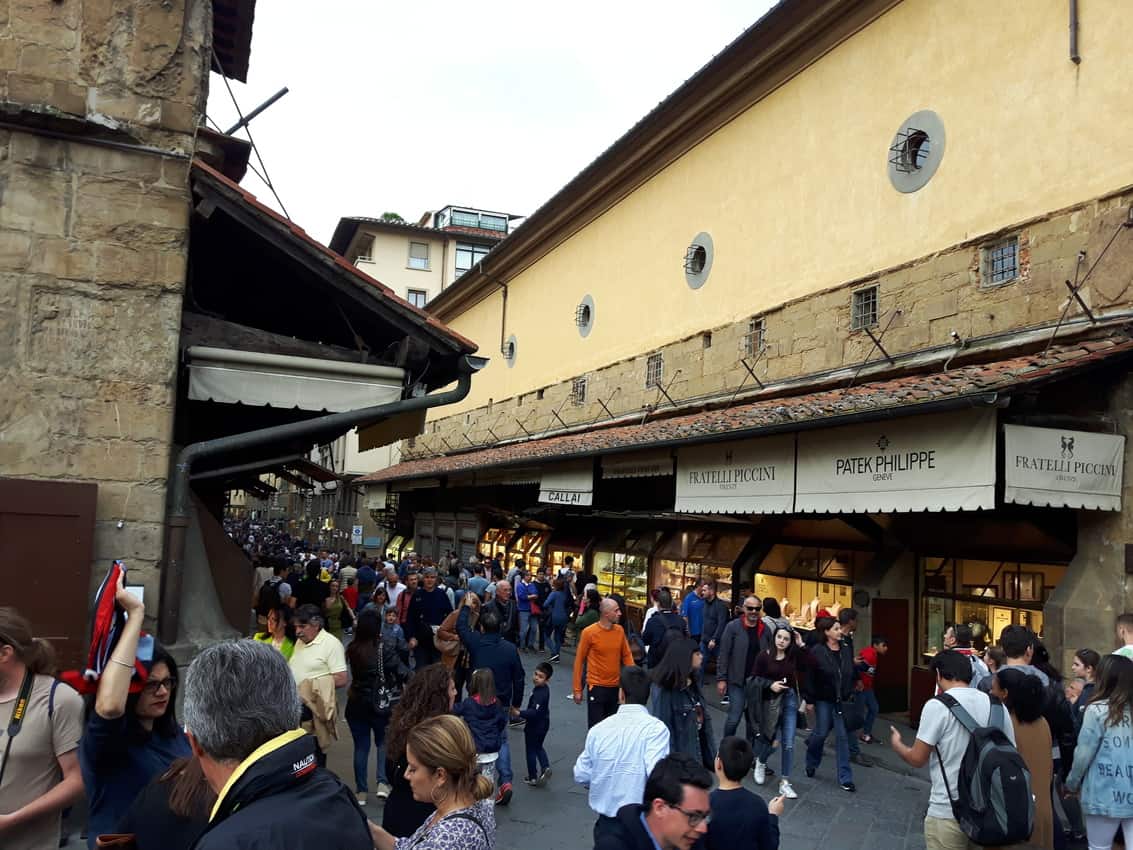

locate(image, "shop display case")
[[651, 530, 747, 606], [512, 530, 549, 571], [593, 529, 662, 629], [753, 546, 862, 630], [477, 527, 514, 560]]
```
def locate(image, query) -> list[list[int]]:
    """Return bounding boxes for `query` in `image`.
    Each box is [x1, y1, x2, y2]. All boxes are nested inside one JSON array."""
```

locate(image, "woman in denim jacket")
[[1064, 654, 1133, 850], [651, 637, 716, 769]]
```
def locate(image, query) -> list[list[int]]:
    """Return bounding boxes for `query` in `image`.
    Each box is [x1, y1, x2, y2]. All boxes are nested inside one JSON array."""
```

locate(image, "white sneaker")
[[753, 760, 766, 785], [355, 793, 367, 806], [779, 779, 797, 799], [376, 782, 391, 800]]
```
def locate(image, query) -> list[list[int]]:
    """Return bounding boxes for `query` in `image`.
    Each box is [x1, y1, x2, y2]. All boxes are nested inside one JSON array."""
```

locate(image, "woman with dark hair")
[[802, 615, 857, 792], [1070, 648, 1101, 725], [1065, 654, 1133, 850], [79, 574, 190, 847], [253, 604, 296, 660], [751, 625, 805, 799], [324, 578, 355, 641], [117, 756, 216, 850], [651, 637, 715, 768], [346, 611, 410, 805], [574, 588, 603, 635], [993, 668, 1054, 849], [381, 663, 456, 838], [608, 593, 645, 665]]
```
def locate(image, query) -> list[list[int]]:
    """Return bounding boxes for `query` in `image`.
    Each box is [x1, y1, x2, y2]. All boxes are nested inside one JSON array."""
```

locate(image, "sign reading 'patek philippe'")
[[795, 408, 997, 513], [1004, 424, 1125, 511], [674, 434, 795, 514]]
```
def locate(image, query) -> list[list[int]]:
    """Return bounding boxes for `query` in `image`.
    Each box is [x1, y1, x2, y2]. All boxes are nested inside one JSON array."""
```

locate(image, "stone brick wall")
[[409, 188, 1133, 459], [0, 0, 211, 608]]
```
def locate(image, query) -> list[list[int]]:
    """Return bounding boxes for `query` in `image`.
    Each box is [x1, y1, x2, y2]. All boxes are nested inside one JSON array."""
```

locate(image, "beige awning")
[[601, 449, 674, 479], [1004, 424, 1124, 510], [674, 434, 795, 514], [357, 409, 427, 452], [539, 460, 594, 506], [795, 408, 996, 513], [187, 346, 405, 413]]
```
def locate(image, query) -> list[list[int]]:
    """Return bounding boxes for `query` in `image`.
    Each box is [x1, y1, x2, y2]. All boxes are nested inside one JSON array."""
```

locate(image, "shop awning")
[[795, 408, 997, 513], [675, 434, 795, 514], [602, 449, 674, 479], [539, 461, 594, 506], [358, 335, 1133, 493], [1004, 425, 1125, 511]]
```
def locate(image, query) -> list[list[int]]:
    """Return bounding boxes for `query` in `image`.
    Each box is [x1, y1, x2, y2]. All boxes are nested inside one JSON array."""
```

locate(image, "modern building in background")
[[360, 0, 1133, 721]]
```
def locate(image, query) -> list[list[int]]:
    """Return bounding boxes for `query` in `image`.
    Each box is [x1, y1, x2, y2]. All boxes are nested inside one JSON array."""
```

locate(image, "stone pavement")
[[326, 646, 935, 850]]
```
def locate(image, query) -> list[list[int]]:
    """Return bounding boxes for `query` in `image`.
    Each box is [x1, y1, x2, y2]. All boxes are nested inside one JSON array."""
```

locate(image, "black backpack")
[[255, 576, 281, 617], [934, 693, 1034, 846]]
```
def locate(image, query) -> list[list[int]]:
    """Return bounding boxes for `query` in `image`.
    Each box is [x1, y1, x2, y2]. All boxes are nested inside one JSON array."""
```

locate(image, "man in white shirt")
[[573, 665, 671, 843], [890, 649, 1016, 850], [1114, 612, 1133, 659], [289, 605, 347, 768], [381, 567, 404, 608]]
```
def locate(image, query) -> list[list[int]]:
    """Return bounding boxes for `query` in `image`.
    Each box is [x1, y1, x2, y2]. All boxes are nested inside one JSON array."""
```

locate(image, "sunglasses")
[[744, 605, 762, 612]]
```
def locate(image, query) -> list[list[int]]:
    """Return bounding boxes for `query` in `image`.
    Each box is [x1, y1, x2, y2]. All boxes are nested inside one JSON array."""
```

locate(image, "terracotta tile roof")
[[191, 160, 478, 354], [359, 334, 1133, 484]]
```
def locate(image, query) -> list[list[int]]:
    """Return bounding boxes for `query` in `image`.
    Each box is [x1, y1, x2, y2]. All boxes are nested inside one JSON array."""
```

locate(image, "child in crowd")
[[381, 607, 408, 662], [515, 662, 553, 786], [856, 635, 888, 744], [453, 669, 508, 790], [706, 736, 784, 850]]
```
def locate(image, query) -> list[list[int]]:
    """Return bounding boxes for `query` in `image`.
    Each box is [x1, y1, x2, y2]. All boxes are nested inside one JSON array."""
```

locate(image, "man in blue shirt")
[[680, 582, 707, 644]]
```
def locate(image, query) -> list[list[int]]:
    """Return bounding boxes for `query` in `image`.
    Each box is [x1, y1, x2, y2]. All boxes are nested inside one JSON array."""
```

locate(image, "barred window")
[[570, 376, 588, 406], [744, 317, 765, 358], [645, 353, 664, 388], [982, 237, 1019, 287], [851, 286, 879, 331]]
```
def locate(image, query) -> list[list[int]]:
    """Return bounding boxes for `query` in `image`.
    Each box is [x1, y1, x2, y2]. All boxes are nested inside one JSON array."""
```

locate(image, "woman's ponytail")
[[0, 607, 56, 676], [471, 772, 494, 801]]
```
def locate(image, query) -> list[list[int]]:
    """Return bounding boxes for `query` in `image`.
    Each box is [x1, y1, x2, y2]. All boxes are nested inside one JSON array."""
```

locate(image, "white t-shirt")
[[382, 581, 404, 608], [1113, 645, 1133, 659], [289, 628, 347, 684], [916, 686, 1016, 820]]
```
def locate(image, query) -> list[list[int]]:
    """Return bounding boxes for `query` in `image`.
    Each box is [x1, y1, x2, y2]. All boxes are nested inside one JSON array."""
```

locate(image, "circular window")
[[684, 232, 714, 289], [887, 110, 945, 193], [502, 334, 518, 368], [575, 294, 595, 338]]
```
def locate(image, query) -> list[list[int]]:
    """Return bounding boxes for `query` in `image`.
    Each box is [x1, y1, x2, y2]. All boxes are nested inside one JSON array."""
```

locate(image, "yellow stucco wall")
[[354, 230, 446, 303], [435, 0, 1133, 417]]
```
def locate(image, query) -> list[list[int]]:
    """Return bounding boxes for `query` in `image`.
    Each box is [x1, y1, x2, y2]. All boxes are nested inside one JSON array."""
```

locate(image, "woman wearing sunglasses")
[[79, 573, 190, 847]]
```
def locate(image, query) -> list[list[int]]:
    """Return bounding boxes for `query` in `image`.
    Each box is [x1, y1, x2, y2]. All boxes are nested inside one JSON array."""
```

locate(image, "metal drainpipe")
[[1069, 0, 1081, 64], [159, 355, 484, 643]]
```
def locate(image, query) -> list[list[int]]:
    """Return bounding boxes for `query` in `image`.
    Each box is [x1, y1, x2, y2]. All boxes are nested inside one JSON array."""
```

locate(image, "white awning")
[[674, 434, 795, 514], [539, 461, 594, 506], [1004, 425, 1125, 511], [795, 408, 996, 513], [187, 346, 405, 413], [601, 449, 674, 479], [389, 478, 441, 492], [477, 467, 541, 486]]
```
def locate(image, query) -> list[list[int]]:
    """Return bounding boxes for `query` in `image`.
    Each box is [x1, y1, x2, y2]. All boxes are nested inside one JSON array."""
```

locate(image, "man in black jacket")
[[483, 580, 519, 644], [456, 605, 524, 805], [593, 753, 712, 850], [699, 580, 729, 681], [184, 640, 370, 850], [641, 588, 688, 668], [716, 596, 774, 739]]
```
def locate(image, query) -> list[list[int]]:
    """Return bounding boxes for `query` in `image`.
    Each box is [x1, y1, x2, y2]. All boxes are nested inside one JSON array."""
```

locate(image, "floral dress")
[[395, 799, 496, 850]]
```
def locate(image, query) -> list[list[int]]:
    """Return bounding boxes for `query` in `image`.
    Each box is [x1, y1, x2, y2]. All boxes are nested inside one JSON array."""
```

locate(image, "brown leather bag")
[[95, 835, 137, 849]]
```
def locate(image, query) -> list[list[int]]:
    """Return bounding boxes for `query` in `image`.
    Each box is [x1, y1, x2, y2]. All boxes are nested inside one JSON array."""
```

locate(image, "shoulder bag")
[[371, 647, 400, 715]]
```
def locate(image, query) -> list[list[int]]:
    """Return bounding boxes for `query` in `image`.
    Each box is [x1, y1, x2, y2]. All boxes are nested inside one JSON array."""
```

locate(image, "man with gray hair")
[[483, 579, 519, 644], [289, 604, 347, 767], [184, 640, 370, 849]]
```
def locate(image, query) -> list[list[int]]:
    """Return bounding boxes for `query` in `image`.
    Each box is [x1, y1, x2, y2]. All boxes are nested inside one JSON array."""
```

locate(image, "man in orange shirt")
[[573, 597, 634, 728]]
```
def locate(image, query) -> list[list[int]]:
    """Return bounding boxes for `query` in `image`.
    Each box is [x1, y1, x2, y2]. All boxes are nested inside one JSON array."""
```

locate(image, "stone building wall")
[[408, 188, 1133, 459], [0, 0, 211, 609]]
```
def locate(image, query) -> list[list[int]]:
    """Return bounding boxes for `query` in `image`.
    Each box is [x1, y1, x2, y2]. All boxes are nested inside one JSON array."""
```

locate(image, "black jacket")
[[192, 730, 370, 850], [642, 611, 688, 668], [345, 640, 410, 721], [594, 804, 658, 850], [482, 598, 518, 643], [701, 598, 730, 646], [802, 642, 857, 704], [457, 607, 525, 708], [453, 696, 507, 753]]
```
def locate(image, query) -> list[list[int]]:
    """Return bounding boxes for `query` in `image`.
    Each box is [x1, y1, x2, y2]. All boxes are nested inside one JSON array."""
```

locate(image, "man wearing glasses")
[[592, 752, 713, 850], [716, 596, 774, 740], [288, 605, 347, 767]]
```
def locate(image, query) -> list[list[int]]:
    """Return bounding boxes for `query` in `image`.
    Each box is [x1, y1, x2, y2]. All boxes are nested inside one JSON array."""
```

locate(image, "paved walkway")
[[326, 646, 935, 850]]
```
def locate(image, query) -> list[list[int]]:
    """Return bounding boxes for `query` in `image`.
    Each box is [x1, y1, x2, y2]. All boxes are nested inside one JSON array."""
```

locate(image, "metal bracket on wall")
[[595, 387, 621, 422], [846, 309, 902, 389], [514, 409, 535, 438], [724, 348, 769, 409], [439, 436, 456, 452], [1064, 279, 1097, 324], [653, 369, 683, 409]]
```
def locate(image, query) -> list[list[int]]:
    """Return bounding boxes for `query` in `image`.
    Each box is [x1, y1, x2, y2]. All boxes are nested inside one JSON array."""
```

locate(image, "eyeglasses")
[[142, 677, 177, 694], [744, 605, 762, 612], [667, 803, 711, 827]]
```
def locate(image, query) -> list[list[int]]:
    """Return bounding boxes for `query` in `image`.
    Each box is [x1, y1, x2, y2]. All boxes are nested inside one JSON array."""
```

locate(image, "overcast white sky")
[[205, 1, 775, 244]]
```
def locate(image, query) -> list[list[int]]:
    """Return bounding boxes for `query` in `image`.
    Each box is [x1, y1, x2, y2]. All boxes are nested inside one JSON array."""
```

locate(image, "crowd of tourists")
[[3, 544, 1133, 850]]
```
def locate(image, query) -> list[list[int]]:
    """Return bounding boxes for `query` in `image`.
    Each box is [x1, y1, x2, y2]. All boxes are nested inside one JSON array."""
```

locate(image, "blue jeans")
[[347, 713, 390, 792], [525, 729, 550, 780], [860, 690, 879, 738], [805, 700, 853, 785], [548, 622, 567, 657], [498, 726, 514, 786], [756, 689, 797, 778], [723, 682, 748, 738], [518, 611, 537, 649]]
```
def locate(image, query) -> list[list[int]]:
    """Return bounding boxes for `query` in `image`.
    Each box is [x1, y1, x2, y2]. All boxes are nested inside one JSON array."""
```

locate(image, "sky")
[[205, 1, 776, 244]]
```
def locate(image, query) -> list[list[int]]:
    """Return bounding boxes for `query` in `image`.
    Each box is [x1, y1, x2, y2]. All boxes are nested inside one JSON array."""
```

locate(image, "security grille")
[[888, 127, 931, 173], [743, 316, 765, 358], [570, 376, 588, 406], [645, 353, 664, 388], [683, 243, 707, 274], [982, 237, 1019, 286], [851, 286, 879, 330]]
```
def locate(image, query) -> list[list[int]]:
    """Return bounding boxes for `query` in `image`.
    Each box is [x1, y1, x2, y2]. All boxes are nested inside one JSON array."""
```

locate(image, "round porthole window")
[[887, 110, 945, 193], [684, 232, 714, 289], [575, 294, 595, 338], [502, 334, 518, 368]]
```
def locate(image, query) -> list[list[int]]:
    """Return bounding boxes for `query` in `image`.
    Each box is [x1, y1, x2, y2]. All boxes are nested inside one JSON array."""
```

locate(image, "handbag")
[[833, 652, 865, 732], [95, 837, 137, 849], [371, 648, 400, 715]]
